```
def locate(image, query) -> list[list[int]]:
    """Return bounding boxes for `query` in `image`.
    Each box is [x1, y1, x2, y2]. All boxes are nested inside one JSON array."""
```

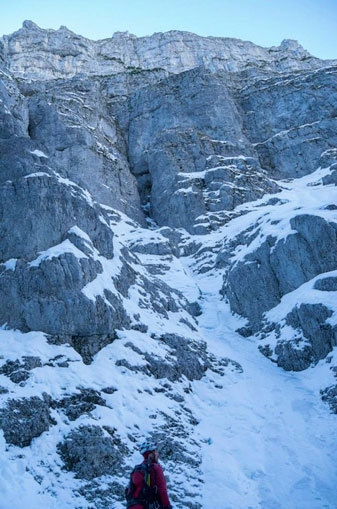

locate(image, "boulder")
[[57, 425, 128, 479], [274, 304, 337, 371], [0, 394, 55, 447]]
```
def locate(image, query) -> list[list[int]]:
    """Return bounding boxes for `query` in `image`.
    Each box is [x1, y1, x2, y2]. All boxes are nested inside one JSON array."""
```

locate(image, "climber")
[[125, 441, 172, 509]]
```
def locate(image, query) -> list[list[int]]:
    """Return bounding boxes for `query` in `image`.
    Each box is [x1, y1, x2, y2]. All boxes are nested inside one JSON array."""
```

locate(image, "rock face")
[[1, 22, 336, 234], [0, 21, 337, 509], [220, 149, 337, 370], [224, 214, 337, 326], [0, 172, 131, 358], [123, 67, 280, 232], [276, 303, 337, 370], [239, 67, 337, 179], [2, 21, 327, 80]]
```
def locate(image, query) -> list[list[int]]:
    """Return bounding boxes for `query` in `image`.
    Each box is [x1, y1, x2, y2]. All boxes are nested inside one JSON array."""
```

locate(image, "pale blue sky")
[[1, 0, 336, 59]]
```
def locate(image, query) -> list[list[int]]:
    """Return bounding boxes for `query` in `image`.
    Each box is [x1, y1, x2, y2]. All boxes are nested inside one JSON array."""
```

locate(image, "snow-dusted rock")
[[223, 214, 337, 325], [0, 21, 337, 509], [57, 425, 128, 480], [0, 394, 55, 447], [321, 379, 337, 414], [239, 67, 337, 178], [124, 67, 280, 232], [270, 304, 337, 371]]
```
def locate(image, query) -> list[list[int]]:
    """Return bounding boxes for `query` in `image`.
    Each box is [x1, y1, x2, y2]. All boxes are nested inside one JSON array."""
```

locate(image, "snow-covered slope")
[[1, 162, 337, 508]]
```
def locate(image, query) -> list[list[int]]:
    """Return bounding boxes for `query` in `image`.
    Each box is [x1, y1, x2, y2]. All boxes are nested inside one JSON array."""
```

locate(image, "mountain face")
[[0, 21, 336, 509]]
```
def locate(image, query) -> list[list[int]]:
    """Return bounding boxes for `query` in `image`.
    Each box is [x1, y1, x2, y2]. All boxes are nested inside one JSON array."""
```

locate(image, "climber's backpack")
[[125, 462, 158, 508]]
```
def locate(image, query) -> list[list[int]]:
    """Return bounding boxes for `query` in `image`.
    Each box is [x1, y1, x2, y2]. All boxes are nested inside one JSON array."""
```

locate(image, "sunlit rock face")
[[1, 19, 336, 368], [2, 21, 325, 80], [2, 22, 335, 233]]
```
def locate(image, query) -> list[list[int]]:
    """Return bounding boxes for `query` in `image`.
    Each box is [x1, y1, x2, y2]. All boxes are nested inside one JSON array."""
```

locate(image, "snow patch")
[[29, 149, 49, 158], [3, 258, 17, 271], [28, 239, 88, 267]]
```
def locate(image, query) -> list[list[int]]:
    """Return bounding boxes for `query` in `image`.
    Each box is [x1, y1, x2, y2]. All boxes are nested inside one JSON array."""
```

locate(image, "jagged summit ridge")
[[0, 20, 328, 80]]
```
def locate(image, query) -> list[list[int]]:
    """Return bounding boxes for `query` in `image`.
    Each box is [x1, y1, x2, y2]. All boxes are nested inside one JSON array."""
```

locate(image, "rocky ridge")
[[2, 20, 329, 80], [0, 21, 336, 508]]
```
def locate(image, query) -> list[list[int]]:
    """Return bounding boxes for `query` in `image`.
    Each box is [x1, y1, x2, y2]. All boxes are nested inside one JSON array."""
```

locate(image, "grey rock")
[[158, 333, 208, 381], [1, 24, 335, 238], [0, 249, 129, 341], [3, 23, 332, 80], [0, 174, 114, 261], [236, 326, 254, 338], [51, 388, 106, 421], [118, 333, 231, 383], [125, 69, 251, 231], [57, 425, 128, 479], [24, 81, 144, 224], [1, 21, 336, 509], [78, 479, 125, 509], [314, 276, 337, 291], [116, 334, 210, 382], [101, 386, 118, 395], [129, 238, 172, 256], [322, 164, 337, 186], [159, 227, 202, 257], [274, 304, 337, 370], [0, 173, 134, 347], [185, 301, 202, 317], [321, 384, 337, 414], [255, 118, 337, 179], [223, 236, 280, 324], [123, 67, 280, 232], [6, 370, 30, 384], [223, 215, 337, 325], [0, 356, 42, 384], [0, 68, 28, 140], [238, 67, 337, 178], [0, 394, 55, 447], [273, 214, 337, 293], [48, 330, 118, 365], [320, 148, 337, 169]]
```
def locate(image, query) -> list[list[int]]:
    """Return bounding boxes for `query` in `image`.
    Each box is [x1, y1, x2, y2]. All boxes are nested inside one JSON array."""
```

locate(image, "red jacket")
[[130, 460, 171, 508]]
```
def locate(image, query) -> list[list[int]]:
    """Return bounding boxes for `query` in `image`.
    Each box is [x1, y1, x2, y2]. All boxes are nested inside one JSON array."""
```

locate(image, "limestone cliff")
[[0, 22, 336, 508]]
